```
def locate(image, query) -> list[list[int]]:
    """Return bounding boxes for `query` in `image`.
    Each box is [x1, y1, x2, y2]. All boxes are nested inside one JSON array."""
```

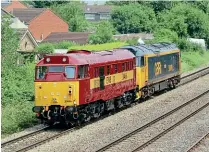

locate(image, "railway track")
[[1, 125, 66, 152], [1, 125, 50, 148], [1, 66, 209, 152], [96, 89, 209, 152], [179, 66, 209, 86], [186, 132, 209, 152]]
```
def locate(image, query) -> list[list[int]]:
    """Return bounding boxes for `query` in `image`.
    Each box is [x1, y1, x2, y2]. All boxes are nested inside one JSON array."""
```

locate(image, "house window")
[[85, 13, 95, 20], [100, 14, 110, 20]]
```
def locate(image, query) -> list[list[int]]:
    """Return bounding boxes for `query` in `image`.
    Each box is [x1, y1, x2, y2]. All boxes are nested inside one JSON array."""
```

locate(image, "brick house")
[[12, 8, 69, 42], [1, 0, 27, 13]]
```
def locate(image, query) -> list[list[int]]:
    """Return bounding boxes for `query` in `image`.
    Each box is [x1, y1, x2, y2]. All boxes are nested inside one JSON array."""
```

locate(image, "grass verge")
[[69, 42, 128, 51], [181, 51, 209, 72], [2, 101, 37, 138]]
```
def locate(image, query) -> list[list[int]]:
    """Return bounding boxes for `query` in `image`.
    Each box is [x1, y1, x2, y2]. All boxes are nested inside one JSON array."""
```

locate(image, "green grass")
[[69, 42, 128, 51], [2, 101, 37, 138], [181, 51, 209, 72]]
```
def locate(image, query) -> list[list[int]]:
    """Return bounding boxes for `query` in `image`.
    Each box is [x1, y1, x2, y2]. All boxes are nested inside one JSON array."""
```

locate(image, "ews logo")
[[155, 62, 161, 76]]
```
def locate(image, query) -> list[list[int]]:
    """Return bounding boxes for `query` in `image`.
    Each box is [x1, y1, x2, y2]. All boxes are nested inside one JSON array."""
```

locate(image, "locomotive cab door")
[[136, 56, 146, 89], [99, 67, 105, 90]]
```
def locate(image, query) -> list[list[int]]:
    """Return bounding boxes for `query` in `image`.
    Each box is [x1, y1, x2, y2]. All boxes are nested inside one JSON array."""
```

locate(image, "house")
[[15, 28, 38, 53], [42, 32, 91, 45], [83, 5, 112, 21], [1, 0, 27, 13], [12, 8, 69, 42]]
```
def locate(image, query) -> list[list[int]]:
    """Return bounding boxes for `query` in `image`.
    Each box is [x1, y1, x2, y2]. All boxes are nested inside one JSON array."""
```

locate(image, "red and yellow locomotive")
[[33, 49, 138, 125], [33, 43, 181, 125]]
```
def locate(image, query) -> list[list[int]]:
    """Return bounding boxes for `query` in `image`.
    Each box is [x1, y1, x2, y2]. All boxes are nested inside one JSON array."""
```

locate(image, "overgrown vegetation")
[[88, 21, 115, 44], [2, 17, 37, 136], [2, 1, 209, 137]]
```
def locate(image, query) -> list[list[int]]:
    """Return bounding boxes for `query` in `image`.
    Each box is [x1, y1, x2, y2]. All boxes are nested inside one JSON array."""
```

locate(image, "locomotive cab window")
[[48, 66, 64, 72], [136, 56, 144, 67], [65, 66, 75, 79], [36, 66, 47, 79], [78, 65, 88, 78]]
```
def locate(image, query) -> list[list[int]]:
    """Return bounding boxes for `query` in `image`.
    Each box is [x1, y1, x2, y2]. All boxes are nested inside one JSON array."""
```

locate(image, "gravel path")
[[139, 95, 209, 152], [27, 74, 209, 152]]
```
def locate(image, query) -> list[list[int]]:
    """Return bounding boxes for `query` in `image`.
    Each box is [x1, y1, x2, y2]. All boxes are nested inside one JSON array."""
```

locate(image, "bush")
[[2, 101, 36, 136], [88, 21, 115, 44], [176, 38, 205, 53], [35, 43, 54, 54], [126, 38, 138, 45], [54, 41, 75, 49]]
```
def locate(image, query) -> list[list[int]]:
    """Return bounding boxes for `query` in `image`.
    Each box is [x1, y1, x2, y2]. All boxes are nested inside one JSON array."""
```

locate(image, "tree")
[[1, 16, 19, 69], [111, 4, 157, 34], [23, 0, 69, 8], [88, 21, 115, 44], [158, 3, 209, 45], [1, 16, 35, 105], [153, 28, 178, 43], [51, 2, 88, 32]]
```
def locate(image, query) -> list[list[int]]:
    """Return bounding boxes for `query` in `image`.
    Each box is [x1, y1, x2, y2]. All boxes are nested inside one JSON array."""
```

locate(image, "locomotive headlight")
[[46, 57, 50, 62], [62, 57, 66, 62]]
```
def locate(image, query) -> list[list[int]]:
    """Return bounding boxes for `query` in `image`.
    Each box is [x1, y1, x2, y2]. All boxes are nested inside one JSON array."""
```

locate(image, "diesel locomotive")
[[33, 42, 181, 126]]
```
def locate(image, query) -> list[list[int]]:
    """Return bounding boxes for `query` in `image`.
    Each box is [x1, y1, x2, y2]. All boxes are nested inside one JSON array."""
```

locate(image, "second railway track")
[[96, 89, 209, 152]]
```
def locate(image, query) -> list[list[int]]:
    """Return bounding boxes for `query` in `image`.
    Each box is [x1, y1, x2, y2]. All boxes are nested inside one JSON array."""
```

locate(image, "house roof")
[[1, 8, 14, 17], [15, 28, 38, 48], [83, 5, 112, 13], [42, 32, 91, 44], [12, 8, 46, 23]]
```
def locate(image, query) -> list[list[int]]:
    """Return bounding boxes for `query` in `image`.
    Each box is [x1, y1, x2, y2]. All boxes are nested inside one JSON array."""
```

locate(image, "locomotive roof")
[[120, 42, 179, 56], [37, 49, 135, 66]]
